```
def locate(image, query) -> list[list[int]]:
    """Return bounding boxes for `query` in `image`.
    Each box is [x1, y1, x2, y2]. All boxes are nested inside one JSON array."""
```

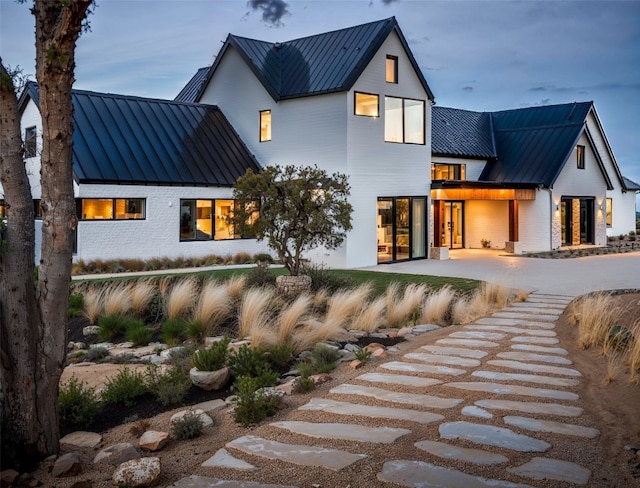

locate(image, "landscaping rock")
[[338, 350, 356, 362], [343, 343, 361, 352], [1, 469, 19, 487], [349, 359, 364, 369], [171, 409, 213, 427], [139, 431, 170, 451], [93, 443, 141, 465], [310, 373, 332, 385], [371, 348, 389, 358], [192, 399, 227, 412], [82, 326, 100, 337], [189, 366, 230, 391], [52, 453, 82, 478], [60, 431, 102, 449], [112, 457, 160, 487], [364, 343, 385, 352], [275, 378, 296, 395]]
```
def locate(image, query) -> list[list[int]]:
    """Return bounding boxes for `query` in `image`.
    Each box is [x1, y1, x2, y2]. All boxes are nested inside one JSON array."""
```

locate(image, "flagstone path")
[[170, 292, 602, 487]]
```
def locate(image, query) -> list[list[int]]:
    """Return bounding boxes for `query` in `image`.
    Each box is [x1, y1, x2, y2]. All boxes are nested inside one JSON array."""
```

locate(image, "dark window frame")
[[259, 110, 272, 142], [384, 96, 425, 145], [76, 198, 146, 221], [577, 145, 585, 169], [24, 126, 37, 158], [386, 55, 398, 84], [431, 163, 466, 181], [354, 91, 380, 117]]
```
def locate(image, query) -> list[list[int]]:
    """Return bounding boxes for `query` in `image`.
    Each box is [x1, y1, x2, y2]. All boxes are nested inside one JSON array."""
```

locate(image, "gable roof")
[[432, 106, 495, 159], [23, 82, 261, 186], [190, 17, 434, 103], [623, 176, 640, 192], [175, 67, 210, 103]]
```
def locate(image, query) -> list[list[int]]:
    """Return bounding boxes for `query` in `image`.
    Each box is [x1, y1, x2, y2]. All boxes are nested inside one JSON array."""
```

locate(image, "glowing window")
[[354, 92, 379, 117], [386, 56, 398, 83], [606, 198, 612, 227], [260, 110, 271, 142]]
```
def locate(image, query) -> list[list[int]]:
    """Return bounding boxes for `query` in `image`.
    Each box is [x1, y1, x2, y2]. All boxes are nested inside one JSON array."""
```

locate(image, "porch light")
[[555, 204, 559, 211]]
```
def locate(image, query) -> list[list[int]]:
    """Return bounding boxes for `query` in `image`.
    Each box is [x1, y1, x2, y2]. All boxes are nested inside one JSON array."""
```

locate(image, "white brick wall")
[[464, 200, 509, 249]]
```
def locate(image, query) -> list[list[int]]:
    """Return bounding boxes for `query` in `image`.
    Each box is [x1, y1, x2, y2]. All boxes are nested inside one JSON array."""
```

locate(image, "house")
[[431, 102, 638, 253], [9, 83, 269, 263], [3, 17, 637, 267]]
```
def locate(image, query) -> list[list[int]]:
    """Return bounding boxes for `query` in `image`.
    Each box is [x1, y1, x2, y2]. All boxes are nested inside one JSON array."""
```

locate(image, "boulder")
[[60, 431, 102, 449], [82, 326, 100, 337], [52, 453, 82, 478], [112, 457, 160, 488], [93, 443, 141, 465], [189, 366, 230, 391], [349, 359, 364, 369], [170, 409, 213, 427], [371, 348, 388, 358], [139, 431, 169, 452], [0, 469, 19, 488]]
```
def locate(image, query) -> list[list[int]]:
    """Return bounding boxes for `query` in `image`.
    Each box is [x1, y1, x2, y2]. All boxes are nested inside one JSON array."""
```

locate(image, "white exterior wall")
[[202, 31, 432, 268], [607, 188, 638, 236], [519, 189, 554, 252], [75, 184, 268, 262], [464, 200, 509, 249], [552, 133, 608, 248]]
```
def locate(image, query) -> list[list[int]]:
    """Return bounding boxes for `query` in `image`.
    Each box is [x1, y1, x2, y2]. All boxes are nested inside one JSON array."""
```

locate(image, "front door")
[[377, 197, 427, 263], [561, 197, 594, 245], [441, 201, 464, 249]]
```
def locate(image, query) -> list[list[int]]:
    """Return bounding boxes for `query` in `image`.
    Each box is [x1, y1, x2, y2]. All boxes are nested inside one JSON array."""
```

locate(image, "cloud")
[[529, 82, 640, 94], [247, 0, 290, 27], [462, 86, 474, 92]]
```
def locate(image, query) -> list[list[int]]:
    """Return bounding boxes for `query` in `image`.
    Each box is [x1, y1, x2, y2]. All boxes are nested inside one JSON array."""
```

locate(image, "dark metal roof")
[[174, 67, 210, 103], [623, 176, 640, 191], [432, 106, 496, 159], [192, 17, 434, 102], [25, 84, 261, 186], [480, 102, 593, 187]]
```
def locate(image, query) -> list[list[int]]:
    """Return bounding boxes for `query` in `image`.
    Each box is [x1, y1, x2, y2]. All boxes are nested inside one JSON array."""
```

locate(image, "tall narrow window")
[[260, 110, 271, 142], [386, 55, 398, 83], [577, 145, 585, 169], [354, 92, 379, 117], [606, 197, 612, 227], [24, 126, 37, 158]]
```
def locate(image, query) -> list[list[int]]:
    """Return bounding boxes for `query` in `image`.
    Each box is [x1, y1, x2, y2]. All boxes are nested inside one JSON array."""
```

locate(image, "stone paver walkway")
[[170, 292, 602, 487]]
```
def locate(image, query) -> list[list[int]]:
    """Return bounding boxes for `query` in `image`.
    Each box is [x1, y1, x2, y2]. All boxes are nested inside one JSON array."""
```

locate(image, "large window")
[[24, 126, 37, 158], [386, 55, 398, 83], [577, 145, 585, 169], [79, 198, 146, 220], [180, 198, 257, 241], [431, 163, 466, 181], [260, 110, 271, 142], [384, 97, 424, 144], [354, 92, 379, 117]]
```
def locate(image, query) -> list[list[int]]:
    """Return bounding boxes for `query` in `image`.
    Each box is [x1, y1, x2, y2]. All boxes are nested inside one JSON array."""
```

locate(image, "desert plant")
[[226, 275, 247, 299], [97, 313, 129, 341], [192, 337, 231, 371], [353, 347, 372, 363], [143, 291, 165, 324], [130, 281, 156, 317], [185, 320, 207, 343], [162, 318, 188, 346], [420, 285, 456, 325], [252, 252, 274, 264], [300, 263, 355, 293], [386, 283, 426, 327], [165, 278, 197, 320], [103, 284, 132, 316], [573, 292, 619, 350], [233, 376, 280, 427], [68, 292, 84, 317], [324, 284, 373, 329], [233, 251, 253, 264], [193, 281, 233, 334], [276, 294, 312, 346], [85, 346, 109, 362], [292, 375, 316, 394], [145, 363, 191, 406], [350, 296, 386, 333], [83, 287, 105, 324], [244, 262, 277, 288], [101, 367, 149, 406], [265, 343, 295, 371], [628, 322, 640, 383], [310, 344, 340, 374], [228, 345, 278, 389], [171, 410, 205, 440], [125, 318, 154, 346], [58, 376, 102, 427], [237, 287, 274, 340], [480, 238, 491, 248]]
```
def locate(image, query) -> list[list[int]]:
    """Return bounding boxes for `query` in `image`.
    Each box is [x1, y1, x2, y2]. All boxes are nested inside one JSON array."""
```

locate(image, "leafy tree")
[[233, 165, 353, 276], [0, 0, 94, 469]]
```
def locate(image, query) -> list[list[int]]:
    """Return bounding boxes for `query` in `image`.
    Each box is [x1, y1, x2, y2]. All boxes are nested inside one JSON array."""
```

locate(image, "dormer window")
[[576, 145, 585, 169], [260, 110, 271, 142], [386, 56, 398, 84]]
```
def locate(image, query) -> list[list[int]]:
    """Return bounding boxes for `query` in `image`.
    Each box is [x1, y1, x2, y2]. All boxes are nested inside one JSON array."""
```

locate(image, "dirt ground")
[[26, 292, 640, 487]]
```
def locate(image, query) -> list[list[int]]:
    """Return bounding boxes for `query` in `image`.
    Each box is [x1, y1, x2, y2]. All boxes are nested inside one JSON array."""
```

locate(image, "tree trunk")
[[0, 0, 92, 468]]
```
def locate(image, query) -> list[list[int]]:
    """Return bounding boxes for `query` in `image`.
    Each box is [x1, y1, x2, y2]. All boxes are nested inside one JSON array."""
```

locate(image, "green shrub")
[[354, 347, 372, 363], [125, 319, 154, 346], [310, 344, 340, 373], [186, 320, 206, 343], [162, 318, 187, 346], [252, 252, 274, 264], [98, 314, 129, 341], [171, 410, 205, 440], [244, 262, 277, 288], [295, 361, 314, 378], [143, 292, 165, 324], [101, 367, 148, 406], [292, 375, 316, 394], [192, 337, 231, 371], [58, 376, 102, 427], [165, 343, 197, 374], [266, 343, 294, 371], [233, 376, 280, 427], [228, 345, 278, 389], [85, 346, 109, 362], [145, 363, 191, 406], [300, 263, 355, 293], [68, 292, 84, 317]]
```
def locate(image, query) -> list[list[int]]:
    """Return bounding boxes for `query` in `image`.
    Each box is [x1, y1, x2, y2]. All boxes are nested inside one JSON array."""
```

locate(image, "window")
[[386, 55, 398, 83], [384, 96, 424, 144], [606, 197, 612, 227], [431, 163, 466, 181], [260, 110, 271, 142], [180, 198, 258, 241], [215, 199, 235, 240], [34, 199, 43, 218], [0, 199, 5, 218], [354, 92, 379, 117], [24, 126, 37, 158], [78, 198, 145, 220], [577, 145, 585, 169]]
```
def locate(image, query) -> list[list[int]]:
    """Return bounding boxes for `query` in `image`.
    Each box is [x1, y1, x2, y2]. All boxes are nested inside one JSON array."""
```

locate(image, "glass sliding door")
[[441, 201, 464, 249], [377, 196, 427, 263]]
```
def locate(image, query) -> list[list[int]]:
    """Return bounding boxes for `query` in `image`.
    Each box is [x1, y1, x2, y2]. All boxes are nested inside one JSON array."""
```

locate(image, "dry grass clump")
[[420, 285, 456, 325], [451, 282, 514, 325], [628, 321, 640, 383], [386, 283, 427, 328], [226, 275, 247, 300], [103, 284, 132, 317], [83, 287, 105, 324], [573, 292, 619, 350], [276, 294, 313, 347], [324, 284, 372, 329], [165, 278, 197, 320], [237, 287, 274, 341], [130, 281, 156, 316], [351, 296, 386, 333], [291, 319, 343, 353], [194, 281, 233, 334], [604, 351, 626, 384]]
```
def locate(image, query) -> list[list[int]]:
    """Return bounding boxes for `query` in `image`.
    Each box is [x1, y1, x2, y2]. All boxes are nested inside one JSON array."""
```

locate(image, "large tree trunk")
[[0, 0, 92, 469]]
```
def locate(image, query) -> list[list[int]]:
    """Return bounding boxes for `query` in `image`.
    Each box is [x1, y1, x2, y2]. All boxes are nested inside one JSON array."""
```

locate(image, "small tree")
[[233, 165, 353, 276]]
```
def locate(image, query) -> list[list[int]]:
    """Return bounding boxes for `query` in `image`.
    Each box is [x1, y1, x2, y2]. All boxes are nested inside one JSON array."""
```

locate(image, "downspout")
[[547, 186, 554, 250]]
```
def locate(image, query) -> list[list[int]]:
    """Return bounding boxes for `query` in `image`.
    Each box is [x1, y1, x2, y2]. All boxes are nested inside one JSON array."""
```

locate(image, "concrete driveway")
[[362, 249, 640, 296]]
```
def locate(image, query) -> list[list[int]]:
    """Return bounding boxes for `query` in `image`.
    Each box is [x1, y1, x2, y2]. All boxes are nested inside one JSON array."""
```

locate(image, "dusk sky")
[[2, 0, 639, 201]]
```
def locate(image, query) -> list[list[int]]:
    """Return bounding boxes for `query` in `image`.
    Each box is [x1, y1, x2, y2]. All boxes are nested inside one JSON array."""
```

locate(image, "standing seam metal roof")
[[192, 17, 434, 102]]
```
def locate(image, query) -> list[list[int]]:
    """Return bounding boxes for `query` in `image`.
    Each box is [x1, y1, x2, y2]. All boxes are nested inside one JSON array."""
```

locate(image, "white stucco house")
[[2, 17, 637, 266]]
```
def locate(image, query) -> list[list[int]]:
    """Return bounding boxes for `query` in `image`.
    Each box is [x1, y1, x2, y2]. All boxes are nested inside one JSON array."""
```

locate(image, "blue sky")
[[2, 0, 639, 200]]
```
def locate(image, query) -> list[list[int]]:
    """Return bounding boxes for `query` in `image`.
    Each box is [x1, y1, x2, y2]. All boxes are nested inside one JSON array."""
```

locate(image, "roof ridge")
[[494, 121, 585, 132]]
